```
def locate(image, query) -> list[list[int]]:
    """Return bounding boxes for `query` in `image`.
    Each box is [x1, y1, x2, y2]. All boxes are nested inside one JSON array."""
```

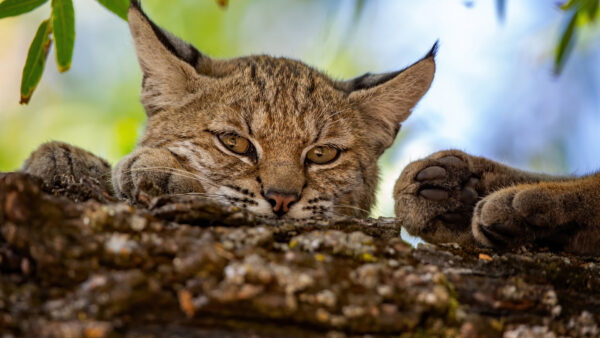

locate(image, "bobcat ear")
[[128, 1, 209, 116], [342, 42, 437, 152]]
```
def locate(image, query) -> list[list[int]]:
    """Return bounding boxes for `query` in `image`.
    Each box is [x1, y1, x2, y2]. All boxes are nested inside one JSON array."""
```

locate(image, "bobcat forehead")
[[113, 1, 436, 218]]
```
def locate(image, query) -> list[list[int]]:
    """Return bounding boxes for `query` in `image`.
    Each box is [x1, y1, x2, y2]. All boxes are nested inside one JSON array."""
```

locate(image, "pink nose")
[[264, 191, 299, 216]]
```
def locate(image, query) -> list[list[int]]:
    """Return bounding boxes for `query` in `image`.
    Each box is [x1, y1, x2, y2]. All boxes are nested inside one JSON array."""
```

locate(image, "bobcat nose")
[[264, 190, 299, 217]]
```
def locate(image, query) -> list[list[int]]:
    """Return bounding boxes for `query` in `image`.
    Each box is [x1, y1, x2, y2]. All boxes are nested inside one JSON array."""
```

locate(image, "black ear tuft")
[[337, 41, 439, 93], [342, 71, 401, 92], [130, 0, 141, 10], [345, 43, 436, 152], [128, 0, 202, 68], [128, 0, 211, 115], [425, 40, 439, 59]]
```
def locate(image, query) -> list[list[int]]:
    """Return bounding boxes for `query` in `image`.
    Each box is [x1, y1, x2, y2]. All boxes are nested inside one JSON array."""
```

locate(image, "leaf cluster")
[[0, 0, 129, 104], [1, 0, 597, 104], [555, 0, 599, 74]]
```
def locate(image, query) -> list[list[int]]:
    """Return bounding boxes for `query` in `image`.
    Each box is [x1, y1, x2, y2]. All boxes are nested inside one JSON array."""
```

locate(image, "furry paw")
[[21, 141, 113, 194], [472, 184, 576, 249], [112, 147, 204, 202], [394, 150, 482, 245]]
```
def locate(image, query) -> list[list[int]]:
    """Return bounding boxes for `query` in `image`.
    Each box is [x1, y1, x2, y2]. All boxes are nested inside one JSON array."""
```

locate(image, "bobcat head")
[[121, 1, 436, 219]]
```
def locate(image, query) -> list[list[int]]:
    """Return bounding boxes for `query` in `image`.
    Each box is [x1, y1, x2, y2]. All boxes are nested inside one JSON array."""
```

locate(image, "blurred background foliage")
[[0, 0, 599, 218]]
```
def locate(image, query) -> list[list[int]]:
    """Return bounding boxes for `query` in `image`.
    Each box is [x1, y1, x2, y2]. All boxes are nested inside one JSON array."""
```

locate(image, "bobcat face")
[[149, 57, 372, 219], [120, 1, 436, 219]]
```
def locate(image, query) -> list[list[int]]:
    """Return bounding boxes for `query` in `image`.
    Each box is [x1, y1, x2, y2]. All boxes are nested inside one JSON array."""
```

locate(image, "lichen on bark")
[[1, 172, 599, 337]]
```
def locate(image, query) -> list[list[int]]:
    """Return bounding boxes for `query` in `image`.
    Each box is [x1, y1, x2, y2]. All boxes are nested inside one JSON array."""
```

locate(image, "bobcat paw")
[[112, 147, 204, 203], [472, 184, 568, 248], [21, 141, 113, 194], [394, 150, 482, 245]]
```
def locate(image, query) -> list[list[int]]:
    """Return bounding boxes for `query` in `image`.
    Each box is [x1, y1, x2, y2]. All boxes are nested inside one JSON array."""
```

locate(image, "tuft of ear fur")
[[342, 42, 437, 153], [128, 1, 209, 116]]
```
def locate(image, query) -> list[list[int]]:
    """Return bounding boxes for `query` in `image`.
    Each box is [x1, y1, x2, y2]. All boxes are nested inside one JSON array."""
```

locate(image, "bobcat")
[[20, 1, 599, 255], [23, 1, 436, 220]]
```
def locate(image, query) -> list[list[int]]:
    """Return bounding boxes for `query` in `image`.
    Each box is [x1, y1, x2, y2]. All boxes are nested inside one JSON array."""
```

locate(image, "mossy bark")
[[1, 173, 598, 337]]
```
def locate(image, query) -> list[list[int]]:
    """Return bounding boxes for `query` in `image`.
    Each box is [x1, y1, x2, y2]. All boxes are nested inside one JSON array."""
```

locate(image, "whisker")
[[126, 166, 201, 180], [121, 166, 220, 189], [167, 192, 228, 199]]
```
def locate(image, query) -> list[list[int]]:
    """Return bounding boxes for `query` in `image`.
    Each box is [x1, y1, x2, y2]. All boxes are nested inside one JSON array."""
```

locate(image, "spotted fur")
[[0, 0, 435, 219], [107, 1, 435, 219]]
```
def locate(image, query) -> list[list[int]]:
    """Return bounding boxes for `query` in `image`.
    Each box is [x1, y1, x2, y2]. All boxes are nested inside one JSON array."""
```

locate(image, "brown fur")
[[113, 3, 435, 219], [394, 150, 600, 255], [23, 1, 435, 220], [21, 141, 112, 194], [22, 2, 597, 256]]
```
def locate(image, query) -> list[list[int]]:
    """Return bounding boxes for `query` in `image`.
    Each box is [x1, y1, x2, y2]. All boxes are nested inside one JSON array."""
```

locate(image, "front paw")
[[472, 185, 568, 248], [394, 150, 482, 245], [21, 141, 112, 194], [112, 148, 204, 203]]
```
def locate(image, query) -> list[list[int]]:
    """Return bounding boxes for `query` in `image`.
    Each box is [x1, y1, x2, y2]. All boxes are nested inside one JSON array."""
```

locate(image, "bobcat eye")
[[218, 134, 251, 154], [306, 146, 339, 165]]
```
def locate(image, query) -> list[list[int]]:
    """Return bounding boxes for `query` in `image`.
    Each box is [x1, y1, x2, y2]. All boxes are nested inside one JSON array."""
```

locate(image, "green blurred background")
[[0, 0, 367, 170], [0, 0, 599, 219]]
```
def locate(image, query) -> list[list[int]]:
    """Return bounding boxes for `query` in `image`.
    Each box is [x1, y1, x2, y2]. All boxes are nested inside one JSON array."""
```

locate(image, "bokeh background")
[[1, 0, 599, 221]]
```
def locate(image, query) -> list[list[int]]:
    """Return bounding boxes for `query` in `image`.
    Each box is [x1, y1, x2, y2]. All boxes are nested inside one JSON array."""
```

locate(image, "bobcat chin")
[[21, 1, 599, 255]]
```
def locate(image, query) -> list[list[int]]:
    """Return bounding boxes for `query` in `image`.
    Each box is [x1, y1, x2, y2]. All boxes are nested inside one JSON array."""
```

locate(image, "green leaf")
[[20, 19, 52, 104], [353, 0, 365, 22], [0, 0, 48, 19], [560, 0, 599, 21], [51, 0, 75, 72], [554, 10, 578, 75], [560, 0, 577, 10], [584, 0, 598, 21], [97, 0, 130, 20]]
